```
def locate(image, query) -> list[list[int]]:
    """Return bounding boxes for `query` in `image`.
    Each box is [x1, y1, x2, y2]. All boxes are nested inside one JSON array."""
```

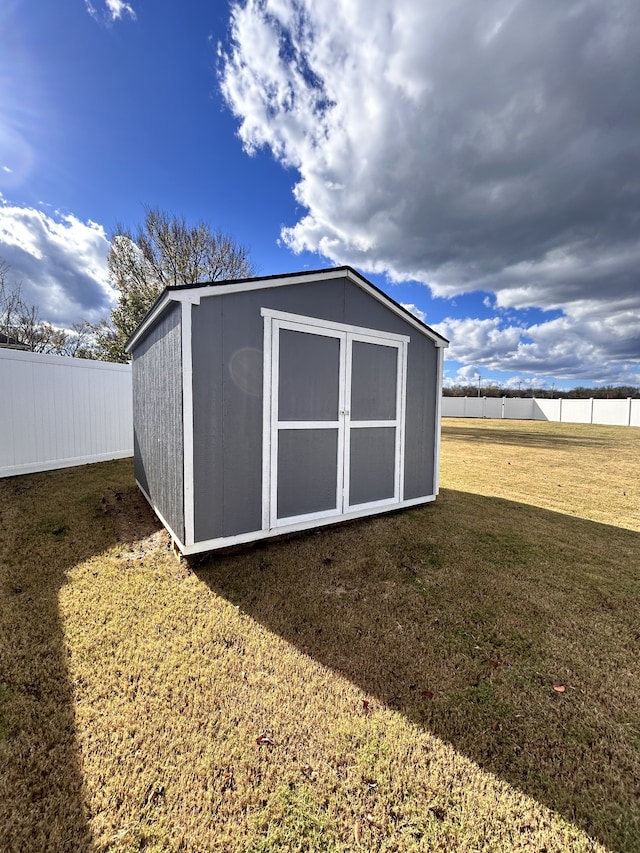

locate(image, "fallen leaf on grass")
[[354, 818, 362, 845], [144, 784, 165, 807], [421, 689, 434, 699], [256, 734, 275, 746], [553, 683, 566, 692]]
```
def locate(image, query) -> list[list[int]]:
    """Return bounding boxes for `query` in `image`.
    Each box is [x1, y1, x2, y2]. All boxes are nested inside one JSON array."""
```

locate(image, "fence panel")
[[533, 399, 562, 421], [592, 398, 631, 426], [483, 397, 504, 418], [442, 396, 638, 427], [443, 397, 467, 417], [0, 348, 133, 478], [503, 397, 535, 419], [558, 398, 592, 424], [462, 398, 486, 418]]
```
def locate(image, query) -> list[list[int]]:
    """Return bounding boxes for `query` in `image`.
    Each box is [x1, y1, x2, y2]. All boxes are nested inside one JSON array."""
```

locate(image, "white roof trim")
[[125, 291, 200, 352]]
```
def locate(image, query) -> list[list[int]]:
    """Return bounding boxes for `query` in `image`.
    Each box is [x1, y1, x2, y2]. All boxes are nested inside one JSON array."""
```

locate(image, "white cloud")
[[86, 0, 136, 23], [220, 0, 640, 384], [0, 203, 114, 326], [400, 302, 426, 324], [453, 364, 484, 384], [501, 375, 549, 391], [106, 0, 136, 20], [436, 313, 640, 386]]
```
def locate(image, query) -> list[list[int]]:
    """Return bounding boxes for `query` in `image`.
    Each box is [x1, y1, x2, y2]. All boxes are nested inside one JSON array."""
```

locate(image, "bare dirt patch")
[[99, 487, 169, 560]]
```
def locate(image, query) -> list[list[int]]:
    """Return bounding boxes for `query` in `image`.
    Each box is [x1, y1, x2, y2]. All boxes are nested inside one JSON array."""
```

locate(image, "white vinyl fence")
[[0, 348, 133, 478], [442, 396, 640, 427]]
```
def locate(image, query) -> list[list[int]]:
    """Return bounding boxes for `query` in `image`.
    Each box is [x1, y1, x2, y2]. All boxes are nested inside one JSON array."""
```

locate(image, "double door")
[[263, 311, 408, 529]]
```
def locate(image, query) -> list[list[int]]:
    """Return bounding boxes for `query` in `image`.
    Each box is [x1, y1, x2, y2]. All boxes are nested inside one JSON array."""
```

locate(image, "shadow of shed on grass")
[[0, 462, 132, 853], [195, 489, 640, 853]]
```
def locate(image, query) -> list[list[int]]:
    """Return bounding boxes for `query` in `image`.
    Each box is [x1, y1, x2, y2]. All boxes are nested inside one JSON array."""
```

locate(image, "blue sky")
[[1, 0, 639, 390]]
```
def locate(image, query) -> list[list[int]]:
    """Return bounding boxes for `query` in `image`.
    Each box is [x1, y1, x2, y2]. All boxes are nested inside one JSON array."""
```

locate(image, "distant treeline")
[[443, 384, 640, 399]]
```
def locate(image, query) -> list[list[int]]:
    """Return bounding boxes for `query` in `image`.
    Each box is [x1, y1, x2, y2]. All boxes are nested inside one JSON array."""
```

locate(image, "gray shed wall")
[[191, 276, 438, 544], [132, 303, 184, 542]]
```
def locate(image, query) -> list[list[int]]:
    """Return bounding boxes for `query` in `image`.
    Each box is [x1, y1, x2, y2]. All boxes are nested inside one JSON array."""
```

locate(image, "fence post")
[[628, 398, 633, 427], [558, 397, 563, 423], [590, 398, 594, 424]]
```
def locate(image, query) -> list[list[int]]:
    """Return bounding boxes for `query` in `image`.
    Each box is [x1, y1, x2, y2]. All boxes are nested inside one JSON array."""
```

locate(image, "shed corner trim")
[[125, 291, 201, 353]]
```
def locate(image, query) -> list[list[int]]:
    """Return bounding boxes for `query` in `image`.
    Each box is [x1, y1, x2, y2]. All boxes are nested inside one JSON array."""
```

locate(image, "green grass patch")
[[248, 783, 339, 852]]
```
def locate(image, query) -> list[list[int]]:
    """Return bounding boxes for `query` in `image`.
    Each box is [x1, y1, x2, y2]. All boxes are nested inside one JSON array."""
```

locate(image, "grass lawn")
[[0, 418, 638, 852]]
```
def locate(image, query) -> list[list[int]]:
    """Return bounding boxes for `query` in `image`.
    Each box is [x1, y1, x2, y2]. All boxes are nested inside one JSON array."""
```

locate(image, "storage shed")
[[126, 266, 448, 555]]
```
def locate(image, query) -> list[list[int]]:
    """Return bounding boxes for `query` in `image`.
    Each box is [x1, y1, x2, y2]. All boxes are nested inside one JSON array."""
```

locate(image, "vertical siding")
[[132, 304, 184, 542], [0, 348, 133, 478], [191, 297, 224, 541]]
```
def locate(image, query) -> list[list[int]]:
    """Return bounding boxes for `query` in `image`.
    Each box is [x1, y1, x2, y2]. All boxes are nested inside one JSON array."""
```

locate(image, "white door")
[[262, 311, 408, 530]]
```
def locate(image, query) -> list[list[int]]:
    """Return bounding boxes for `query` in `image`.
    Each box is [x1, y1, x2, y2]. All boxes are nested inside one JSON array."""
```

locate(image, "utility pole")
[[477, 373, 481, 398]]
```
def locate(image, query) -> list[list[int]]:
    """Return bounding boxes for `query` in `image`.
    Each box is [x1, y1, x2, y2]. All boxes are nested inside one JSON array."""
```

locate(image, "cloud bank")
[[0, 202, 114, 327], [220, 0, 640, 383]]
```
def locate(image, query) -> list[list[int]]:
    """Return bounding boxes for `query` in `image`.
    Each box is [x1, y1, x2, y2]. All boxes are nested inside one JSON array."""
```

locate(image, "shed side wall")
[[132, 303, 184, 542], [191, 276, 438, 543]]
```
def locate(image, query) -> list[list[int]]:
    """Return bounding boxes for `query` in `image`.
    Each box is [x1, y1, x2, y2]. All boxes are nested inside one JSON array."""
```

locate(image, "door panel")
[[278, 329, 340, 421], [277, 429, 339, 519], [350, 341, 398, 421], [348, 426, 396, 506]]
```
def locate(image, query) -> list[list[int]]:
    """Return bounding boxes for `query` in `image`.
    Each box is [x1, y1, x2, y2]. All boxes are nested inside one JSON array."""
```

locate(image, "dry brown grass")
[[440, 418, 640, 531], [0, 419, 639, 852]]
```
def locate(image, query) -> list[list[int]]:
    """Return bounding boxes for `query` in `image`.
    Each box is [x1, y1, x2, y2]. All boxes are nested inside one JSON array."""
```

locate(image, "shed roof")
[[126, 266, 449, 353]]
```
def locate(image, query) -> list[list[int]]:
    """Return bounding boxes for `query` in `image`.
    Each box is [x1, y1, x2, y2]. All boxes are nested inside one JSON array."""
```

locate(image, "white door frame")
[[261, 308, 409, 530]]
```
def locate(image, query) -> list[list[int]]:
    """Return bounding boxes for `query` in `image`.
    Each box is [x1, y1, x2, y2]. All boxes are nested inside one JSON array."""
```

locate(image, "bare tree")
[[0, 261, 27, 348], [0, 261, 97, 357], [95, 207, 255, 362]]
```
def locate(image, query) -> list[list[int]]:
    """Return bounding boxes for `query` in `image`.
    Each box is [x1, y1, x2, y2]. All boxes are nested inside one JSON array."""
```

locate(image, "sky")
[[1, 0, 639, 390]]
